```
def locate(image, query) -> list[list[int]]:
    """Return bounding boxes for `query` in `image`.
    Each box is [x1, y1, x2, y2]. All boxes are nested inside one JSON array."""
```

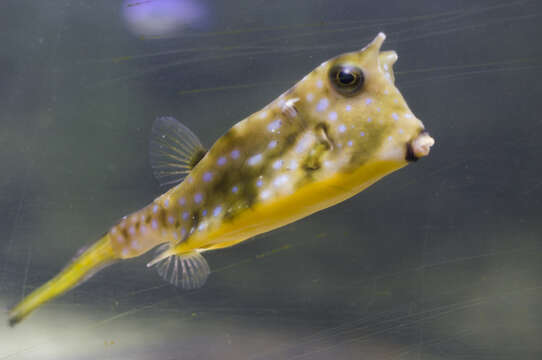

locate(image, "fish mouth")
[[406, 131, 435, 162]]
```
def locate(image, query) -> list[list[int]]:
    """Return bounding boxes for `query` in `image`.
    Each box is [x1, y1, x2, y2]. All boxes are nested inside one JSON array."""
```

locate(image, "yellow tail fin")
[[8, 234, 117, 326]]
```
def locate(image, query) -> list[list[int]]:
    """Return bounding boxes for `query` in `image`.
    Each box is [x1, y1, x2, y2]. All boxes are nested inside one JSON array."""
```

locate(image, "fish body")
[[8, 33, 434, 325]]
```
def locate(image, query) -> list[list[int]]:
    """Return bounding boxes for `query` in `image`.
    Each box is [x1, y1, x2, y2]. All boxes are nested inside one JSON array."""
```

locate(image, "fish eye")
[[329, 64, 364, 96]]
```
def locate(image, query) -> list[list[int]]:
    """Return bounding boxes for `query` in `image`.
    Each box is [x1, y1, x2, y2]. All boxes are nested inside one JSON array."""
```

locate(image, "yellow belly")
[[176, 159, 404, 253]]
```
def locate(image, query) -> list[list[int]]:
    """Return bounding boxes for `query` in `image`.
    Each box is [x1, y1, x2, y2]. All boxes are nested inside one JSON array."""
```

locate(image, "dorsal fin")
[[150, 116, 207, 187]]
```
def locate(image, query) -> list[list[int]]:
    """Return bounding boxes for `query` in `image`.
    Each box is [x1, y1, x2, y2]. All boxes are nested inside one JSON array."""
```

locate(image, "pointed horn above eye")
[[360, 33, 387, 67], [363, 32, 386, 52], [373, 32, 386, 49]]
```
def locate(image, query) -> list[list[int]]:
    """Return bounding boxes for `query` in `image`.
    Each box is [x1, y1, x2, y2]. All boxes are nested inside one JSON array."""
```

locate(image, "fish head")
[[295, 32, 435, 172]]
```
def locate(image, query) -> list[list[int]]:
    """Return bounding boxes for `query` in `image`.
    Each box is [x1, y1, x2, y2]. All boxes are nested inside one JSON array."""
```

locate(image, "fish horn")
[[361, 32, 387, 68], [363, 32, 386, 53]]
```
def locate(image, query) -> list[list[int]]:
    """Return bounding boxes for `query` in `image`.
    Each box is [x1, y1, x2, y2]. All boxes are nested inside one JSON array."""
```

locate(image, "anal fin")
[[152, 245, 210, 290]]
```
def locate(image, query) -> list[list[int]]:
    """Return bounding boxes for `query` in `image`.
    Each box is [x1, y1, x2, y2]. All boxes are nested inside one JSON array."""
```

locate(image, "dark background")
[[1, 0, 541, 359]]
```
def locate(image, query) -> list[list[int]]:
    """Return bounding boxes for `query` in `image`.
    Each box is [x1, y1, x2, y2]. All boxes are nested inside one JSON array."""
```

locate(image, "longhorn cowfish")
[[8, 33, 435, 326]]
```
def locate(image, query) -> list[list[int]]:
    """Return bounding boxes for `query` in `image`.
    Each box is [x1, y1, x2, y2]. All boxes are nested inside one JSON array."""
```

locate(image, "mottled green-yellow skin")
[[8, 34, 430, 326], [110, 33, 426, 261]]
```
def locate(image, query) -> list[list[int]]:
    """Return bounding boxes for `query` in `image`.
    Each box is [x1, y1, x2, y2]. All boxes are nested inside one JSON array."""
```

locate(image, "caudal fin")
[[7, 234, 117, 326]]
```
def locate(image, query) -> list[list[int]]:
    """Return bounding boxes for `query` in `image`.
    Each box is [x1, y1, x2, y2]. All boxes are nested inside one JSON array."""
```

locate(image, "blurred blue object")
[[122, 0, 206, 38]]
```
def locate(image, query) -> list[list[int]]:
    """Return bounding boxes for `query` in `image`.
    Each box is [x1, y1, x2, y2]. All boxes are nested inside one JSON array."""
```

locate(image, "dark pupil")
[[338, 71, 355, 85], [329, 64, 364, 96]]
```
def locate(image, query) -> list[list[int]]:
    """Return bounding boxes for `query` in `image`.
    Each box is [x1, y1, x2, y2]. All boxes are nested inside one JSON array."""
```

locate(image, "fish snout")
[[406, 131, 435, 162]]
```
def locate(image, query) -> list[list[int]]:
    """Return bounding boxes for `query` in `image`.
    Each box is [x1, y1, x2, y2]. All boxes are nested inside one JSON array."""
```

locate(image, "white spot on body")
[[273, 175, 289, 187], [398, 129, 404, 134], [296, 134, 313, 153], [365, 98, 373, 105], [360, 131, 365, 137], [288, 160, 298, 170], [164, 199, 170, 208], [267, 119, 282, 133], [388, 136, 393, 141], [258, 111, 269, 119], [217, 156, 227, 166], [198, 222, 207, 231], [260, 189, 272, 200], [345, 105, 352, 112], [151, 219, 158, 230], [111, 227, 117, 235], [404, 113, 413, 119], [231, 149, 240, 159], [316, 80, 323, 88], [116, 235, 124, 243], [328, 111, 337, 121], [347, 140, 353, 147], [306, 93, 314, 102], [392, 113, 399, 121], [179, 197, 186, 206], [232, 186, 239, 193], [268, 140, 277, 149], [273, 159, 283, 169], [129, 226, 136, 235], [367, 117, 372, 123], [182, 211, 189, 220], [140, 225, 147, 235], [316, 98, 329, 112], [152, 205, 159, 214], [203, 172, 213, 182], [213, 206, 222, 217], [248, 154, 263, 166], [168, 216, 175, 225], [338, 124, 347, 133], [194, 193, 203, 203], [256, 177, 263, 187]]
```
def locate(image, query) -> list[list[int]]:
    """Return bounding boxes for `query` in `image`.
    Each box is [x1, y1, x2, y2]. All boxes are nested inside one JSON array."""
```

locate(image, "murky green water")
[[1, 0, 541, 359]]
